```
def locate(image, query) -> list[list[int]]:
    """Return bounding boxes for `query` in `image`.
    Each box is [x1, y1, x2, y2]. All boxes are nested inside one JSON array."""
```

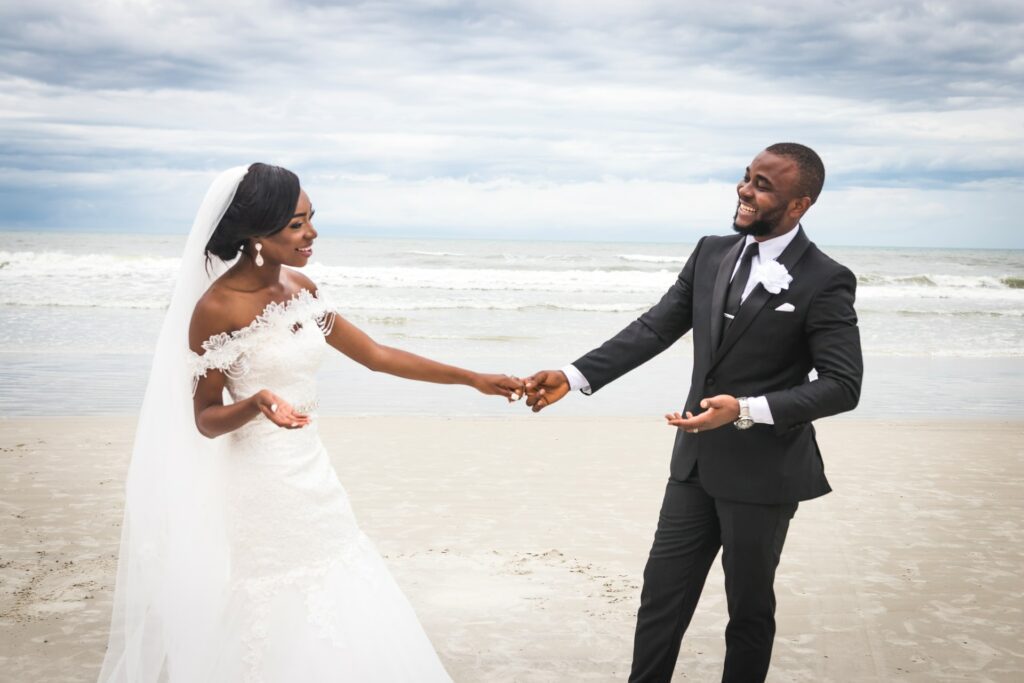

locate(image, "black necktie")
[[723, 241, 759, 334]]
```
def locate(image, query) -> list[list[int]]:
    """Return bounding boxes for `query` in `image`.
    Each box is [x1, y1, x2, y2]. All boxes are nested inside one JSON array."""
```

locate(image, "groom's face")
[[732, 151, 802, 239]]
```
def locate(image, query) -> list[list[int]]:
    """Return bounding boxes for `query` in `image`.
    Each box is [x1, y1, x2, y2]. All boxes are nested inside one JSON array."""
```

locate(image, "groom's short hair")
[[767, 143, 825, 205]]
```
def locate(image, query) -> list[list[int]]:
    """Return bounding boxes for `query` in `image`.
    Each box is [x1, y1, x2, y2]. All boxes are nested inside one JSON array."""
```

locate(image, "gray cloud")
[[7, 1, 1020, 102], [0, 0, 1021, 246]]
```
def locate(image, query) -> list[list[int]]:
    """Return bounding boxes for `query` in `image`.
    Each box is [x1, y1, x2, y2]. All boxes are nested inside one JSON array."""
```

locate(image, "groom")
[[523, 143, 862, 682]]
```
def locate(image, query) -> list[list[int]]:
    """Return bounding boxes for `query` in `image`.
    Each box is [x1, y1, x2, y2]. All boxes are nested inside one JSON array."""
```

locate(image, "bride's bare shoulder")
[[189, 284, 244, 353], [283, 267, 319, 296]]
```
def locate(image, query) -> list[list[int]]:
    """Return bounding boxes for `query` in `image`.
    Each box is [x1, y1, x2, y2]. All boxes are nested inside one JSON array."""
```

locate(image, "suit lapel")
[[710, 228, 812, 369], [709, 237, 744, 351]]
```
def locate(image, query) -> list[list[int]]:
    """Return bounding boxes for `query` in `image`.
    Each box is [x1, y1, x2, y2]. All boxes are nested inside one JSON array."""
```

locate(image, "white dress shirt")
[[561, 227, 803, 425]]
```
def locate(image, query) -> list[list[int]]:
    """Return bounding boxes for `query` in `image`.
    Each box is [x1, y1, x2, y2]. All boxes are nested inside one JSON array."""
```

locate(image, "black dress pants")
[[629, 465, 798, 683]]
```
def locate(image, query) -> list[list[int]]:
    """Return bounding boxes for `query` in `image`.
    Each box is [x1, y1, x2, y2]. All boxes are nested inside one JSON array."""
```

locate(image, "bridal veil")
[[98, 166, 249, 682]]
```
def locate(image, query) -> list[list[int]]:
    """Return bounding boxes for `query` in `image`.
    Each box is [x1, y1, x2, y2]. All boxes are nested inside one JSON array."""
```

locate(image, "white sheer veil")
[[98, 166, 250, 682]]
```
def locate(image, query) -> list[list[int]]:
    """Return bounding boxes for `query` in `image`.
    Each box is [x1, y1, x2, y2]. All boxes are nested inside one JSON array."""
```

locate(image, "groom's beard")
[[732, 204, 786, 238]]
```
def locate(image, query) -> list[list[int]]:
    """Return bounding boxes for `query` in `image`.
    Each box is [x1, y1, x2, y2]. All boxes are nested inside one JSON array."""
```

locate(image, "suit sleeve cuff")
[[561, 364, 592, 395], [748, 396, 775, 425]]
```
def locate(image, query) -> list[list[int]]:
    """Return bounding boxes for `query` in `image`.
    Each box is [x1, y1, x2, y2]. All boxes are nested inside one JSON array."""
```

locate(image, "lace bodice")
[[187, 286, 363, 579], [187, 288, 336, 413]]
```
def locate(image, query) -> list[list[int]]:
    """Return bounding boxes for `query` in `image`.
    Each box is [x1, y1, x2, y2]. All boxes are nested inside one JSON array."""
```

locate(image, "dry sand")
[[1, 415, 1022, 682]]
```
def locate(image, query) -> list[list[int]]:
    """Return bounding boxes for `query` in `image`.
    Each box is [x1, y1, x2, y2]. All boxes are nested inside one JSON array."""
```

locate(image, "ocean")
[[1, 232, 1022, 418]]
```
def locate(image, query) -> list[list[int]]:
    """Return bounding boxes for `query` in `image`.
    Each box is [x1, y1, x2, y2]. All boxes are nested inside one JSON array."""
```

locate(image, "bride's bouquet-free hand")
[[473, 373, 526, 402]]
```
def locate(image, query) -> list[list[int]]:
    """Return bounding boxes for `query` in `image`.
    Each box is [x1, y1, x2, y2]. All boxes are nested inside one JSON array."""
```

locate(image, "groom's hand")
[[524, 370, 570, 413], [666, 395, 740, 433]]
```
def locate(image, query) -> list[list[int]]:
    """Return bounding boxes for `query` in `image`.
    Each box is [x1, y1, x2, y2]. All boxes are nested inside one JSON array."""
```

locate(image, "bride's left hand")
[[473, 373, 526, 402]]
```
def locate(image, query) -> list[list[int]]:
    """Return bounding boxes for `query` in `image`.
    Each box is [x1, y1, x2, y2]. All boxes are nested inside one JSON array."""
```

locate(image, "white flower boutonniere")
[[753, 259, 793, 294]]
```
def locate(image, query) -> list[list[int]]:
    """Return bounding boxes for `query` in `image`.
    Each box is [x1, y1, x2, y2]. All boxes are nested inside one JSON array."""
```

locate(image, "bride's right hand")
[[254, 389, 311, 429]]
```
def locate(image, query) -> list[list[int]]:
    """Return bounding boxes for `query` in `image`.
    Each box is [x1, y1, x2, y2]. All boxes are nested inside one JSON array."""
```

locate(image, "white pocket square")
[[774, 303, 796, 312]]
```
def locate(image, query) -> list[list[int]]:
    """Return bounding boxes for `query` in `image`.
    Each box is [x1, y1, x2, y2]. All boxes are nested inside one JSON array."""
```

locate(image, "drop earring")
[[254, 241, 264, 267]]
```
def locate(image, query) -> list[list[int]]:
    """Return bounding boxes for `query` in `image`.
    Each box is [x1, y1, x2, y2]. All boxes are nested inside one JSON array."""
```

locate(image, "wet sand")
[[1, 416, 1022, 682]]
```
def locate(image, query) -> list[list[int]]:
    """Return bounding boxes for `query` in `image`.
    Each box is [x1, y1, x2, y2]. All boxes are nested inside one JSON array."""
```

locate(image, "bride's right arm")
[[189, 298, 310, 438]]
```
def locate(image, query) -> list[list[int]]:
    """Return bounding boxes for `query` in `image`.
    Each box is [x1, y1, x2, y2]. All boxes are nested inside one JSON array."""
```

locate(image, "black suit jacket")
[[574, 228, 862, 504]]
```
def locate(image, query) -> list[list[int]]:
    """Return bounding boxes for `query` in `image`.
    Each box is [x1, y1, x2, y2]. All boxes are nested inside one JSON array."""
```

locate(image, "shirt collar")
[[744, 224, 801, 262]]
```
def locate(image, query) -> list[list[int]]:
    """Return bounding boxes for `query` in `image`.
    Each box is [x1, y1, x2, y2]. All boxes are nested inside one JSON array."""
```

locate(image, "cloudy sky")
[[2, 0, 1022, 247]]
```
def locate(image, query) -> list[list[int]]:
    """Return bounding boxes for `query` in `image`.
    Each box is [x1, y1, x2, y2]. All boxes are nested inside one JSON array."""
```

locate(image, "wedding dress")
[[185, 288, 452, 682], [97, 167, 451, 683]]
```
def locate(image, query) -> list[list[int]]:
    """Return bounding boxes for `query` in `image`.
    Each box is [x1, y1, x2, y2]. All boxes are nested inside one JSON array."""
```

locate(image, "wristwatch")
[[734, 397, 755, 430]]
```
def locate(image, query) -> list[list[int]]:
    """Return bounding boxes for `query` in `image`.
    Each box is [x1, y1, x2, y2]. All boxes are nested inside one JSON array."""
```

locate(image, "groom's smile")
[[735, 201, 757, 219]]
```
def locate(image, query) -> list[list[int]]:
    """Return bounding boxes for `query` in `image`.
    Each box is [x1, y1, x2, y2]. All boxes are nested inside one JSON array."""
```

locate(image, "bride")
[[98, 163, 523, 682]]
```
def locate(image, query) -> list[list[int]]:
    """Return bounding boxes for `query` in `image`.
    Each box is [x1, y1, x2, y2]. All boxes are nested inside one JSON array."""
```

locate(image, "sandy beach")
[[1, 415, 1022, 682]]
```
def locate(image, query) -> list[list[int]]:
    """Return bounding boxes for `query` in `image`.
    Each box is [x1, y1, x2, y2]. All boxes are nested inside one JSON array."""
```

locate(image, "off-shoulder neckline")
[[195, 287, 324, 353]]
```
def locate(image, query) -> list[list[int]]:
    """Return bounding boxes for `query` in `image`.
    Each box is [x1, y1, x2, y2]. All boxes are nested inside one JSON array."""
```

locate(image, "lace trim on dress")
[[187, 288, 336, 395], [316, 309, 337, 336], [236, 532, 380, 683]]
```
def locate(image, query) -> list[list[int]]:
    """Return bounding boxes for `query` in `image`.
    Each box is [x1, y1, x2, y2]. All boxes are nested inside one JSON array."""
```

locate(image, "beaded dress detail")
[[187, 289, 450, 682]]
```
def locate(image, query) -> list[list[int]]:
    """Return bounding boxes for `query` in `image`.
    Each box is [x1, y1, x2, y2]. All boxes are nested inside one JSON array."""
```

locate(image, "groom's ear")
[[788, 196, 812, 219]]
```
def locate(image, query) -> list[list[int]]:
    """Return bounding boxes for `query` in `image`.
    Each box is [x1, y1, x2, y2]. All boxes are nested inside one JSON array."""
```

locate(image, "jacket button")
[[706, 376, 715, 386]]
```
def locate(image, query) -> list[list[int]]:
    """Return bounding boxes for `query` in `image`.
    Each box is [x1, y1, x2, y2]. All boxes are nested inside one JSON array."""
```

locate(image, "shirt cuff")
[[747, 396, 775, 425], [561, 364, 592, 394]]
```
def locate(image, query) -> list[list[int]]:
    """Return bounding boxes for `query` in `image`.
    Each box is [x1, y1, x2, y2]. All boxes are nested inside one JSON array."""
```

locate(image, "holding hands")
[[522, 370, 570, 413], [472, 373, 527, 402]]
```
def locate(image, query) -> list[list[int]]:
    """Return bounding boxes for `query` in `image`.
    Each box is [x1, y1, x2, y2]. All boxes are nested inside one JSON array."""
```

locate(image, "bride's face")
[[259, 190, 317, 267]]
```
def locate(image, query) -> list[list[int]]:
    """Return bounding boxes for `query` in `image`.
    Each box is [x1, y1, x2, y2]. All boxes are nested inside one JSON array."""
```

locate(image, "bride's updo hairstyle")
[[204, 162, 301, 262]]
